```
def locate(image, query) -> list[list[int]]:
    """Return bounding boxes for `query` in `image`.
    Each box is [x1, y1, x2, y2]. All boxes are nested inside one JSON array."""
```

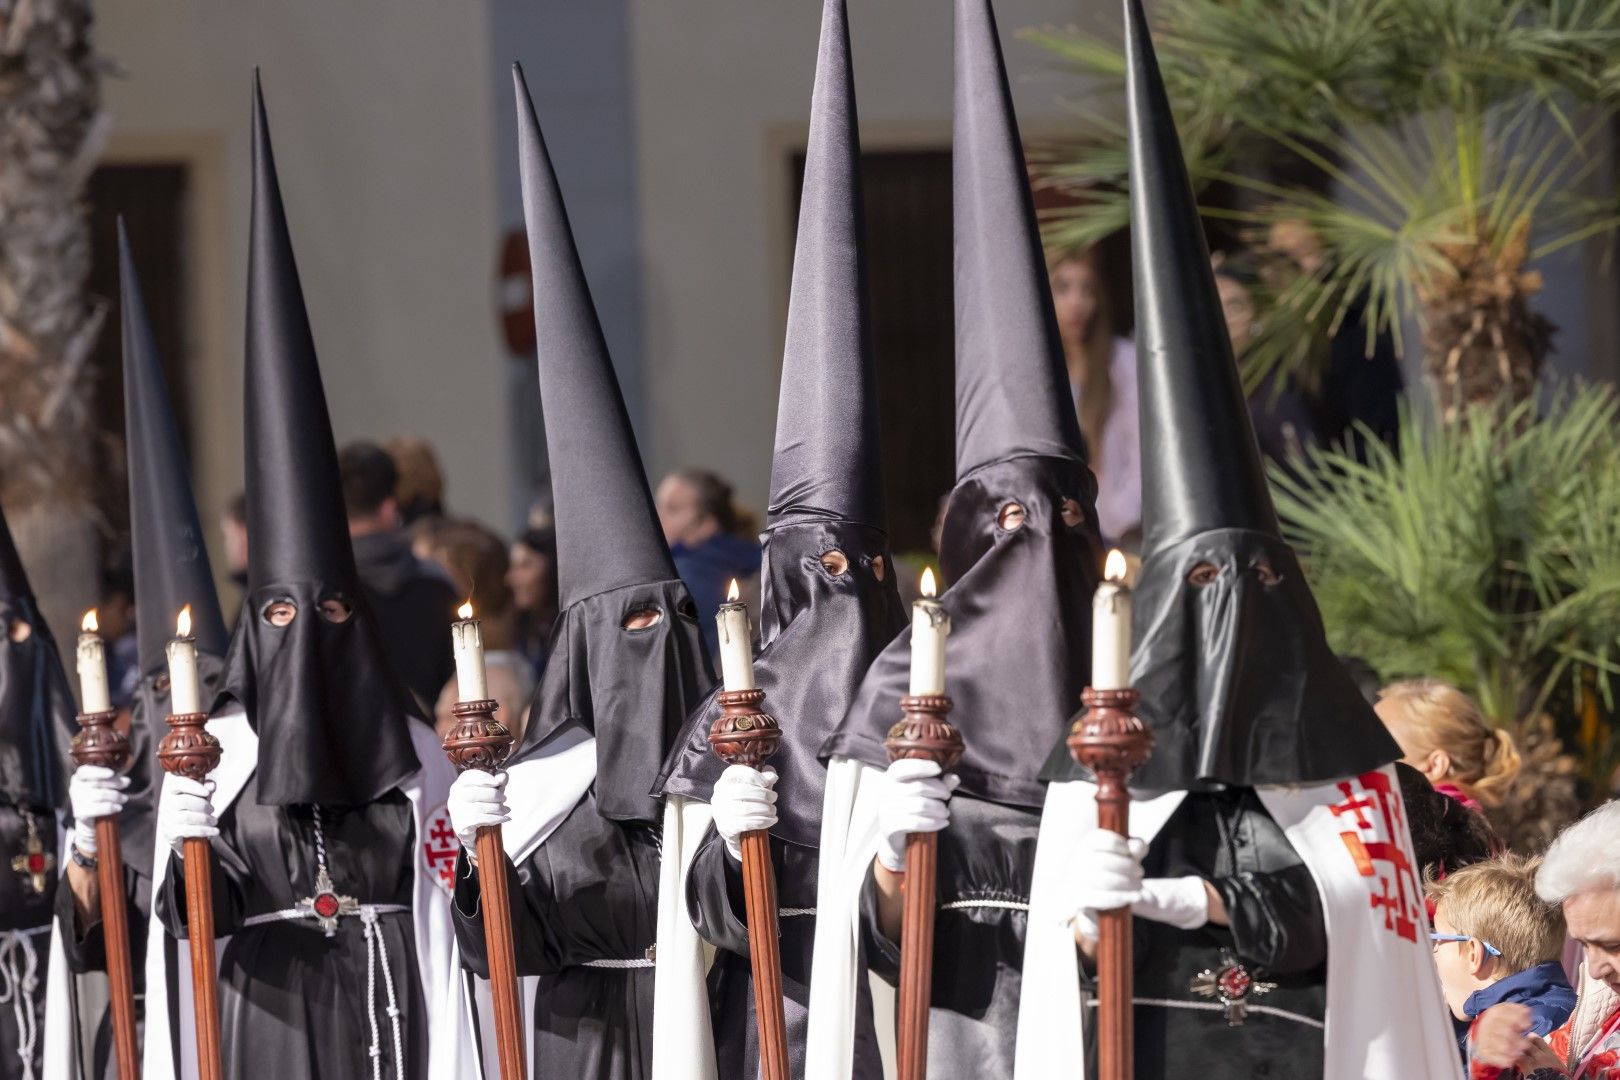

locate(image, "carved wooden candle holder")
[[708, 687, 789, 1080], [157, 710, 223, 1080], [441, 698, 525, 1080], [70, 708, 140, 1077], [1067, 686, 1154, 1080], [884, 693, 962, 1080]]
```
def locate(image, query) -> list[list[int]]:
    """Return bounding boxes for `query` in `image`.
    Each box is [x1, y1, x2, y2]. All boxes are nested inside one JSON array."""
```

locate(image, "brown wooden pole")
[[156, 710, 223, 1080], [70, 708, 140, 1077], [442, 698, 526, 1080], [709, 687, 789, 1080], [1068, 687, 1153, 1080], [883, 693, 963, 1080]]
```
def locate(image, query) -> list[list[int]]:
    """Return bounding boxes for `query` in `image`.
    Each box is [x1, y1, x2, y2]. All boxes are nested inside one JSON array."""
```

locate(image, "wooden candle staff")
[[884, 694, 963, 1080], [156, 709, 224, 1080], [1068, 687, 1154, 1080], [70, 708, 140, 1078], [442, 698, 526, 1080], [709, 687, 790, 1080]]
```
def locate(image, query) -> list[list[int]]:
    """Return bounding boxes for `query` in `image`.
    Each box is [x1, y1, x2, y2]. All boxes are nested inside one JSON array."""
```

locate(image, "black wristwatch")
[[70, 844, 98, 871]]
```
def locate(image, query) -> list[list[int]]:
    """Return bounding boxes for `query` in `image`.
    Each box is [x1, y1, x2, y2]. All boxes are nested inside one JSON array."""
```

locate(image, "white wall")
[[627, 0, 1108, 516], [97, 1, 509, 555]]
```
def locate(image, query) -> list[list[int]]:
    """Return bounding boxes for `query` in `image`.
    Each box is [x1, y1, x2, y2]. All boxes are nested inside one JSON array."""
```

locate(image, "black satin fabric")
[[862, 794, 1037, 1079], [221, 584, 420, 808], [0, 606, 75, 810], [158, 778, 427, 1080], [517, 579, 712, 824], [1107, 789, 1326, 1079], [827, 456, 1100, 811], [656, 520, 905, 848], [454, 789, 659, 1079], [1045, 530, 1398, 791], [686, 830, 883, 1080]]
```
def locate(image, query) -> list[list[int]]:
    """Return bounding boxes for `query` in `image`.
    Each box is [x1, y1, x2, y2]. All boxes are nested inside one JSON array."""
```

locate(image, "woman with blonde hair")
[[1375, 679, 1522, 814]]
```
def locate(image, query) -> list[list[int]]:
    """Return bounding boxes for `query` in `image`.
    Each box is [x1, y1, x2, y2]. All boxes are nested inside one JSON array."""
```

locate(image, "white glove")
[[1135, 875, 1211, 930], [158, 776, 218, 852], [69, 765, 130, 856], [711, 764, 778, 861], [1066, 830, 1147, 941], [447, 769, 510, 853], [875, 759, 960, 873]]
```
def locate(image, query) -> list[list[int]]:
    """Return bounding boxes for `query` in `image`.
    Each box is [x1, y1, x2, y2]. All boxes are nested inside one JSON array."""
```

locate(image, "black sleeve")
[[53, 857, 149, 976], [686, 823, 753, 957], [452, 848, 564, 979], [857, 863, 901, 986], [156, 839, 249, 939], [1211, 862, 1327, 975]]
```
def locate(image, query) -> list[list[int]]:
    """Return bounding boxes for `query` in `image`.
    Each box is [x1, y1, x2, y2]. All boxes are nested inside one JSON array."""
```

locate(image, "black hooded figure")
[[652, 4, 906, 1077], [0, 503, 75, 1080], [808, 0, 1103, 1074], [1033, 2, 1402, 1075], [446, 65, 715, 1080], [151, 80, 466, 1080], [51, 224, 233, 1078]]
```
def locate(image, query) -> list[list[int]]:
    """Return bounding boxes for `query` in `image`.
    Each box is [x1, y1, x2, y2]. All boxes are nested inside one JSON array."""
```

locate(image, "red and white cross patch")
[[1331, 770, 1423, 943], [422, 803, 458, 892]]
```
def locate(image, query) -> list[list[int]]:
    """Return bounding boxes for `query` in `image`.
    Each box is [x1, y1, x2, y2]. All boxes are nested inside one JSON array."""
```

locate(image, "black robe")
[[860, 794, 1036, 1080], [1099, 788, 1326, 1079], [452, 788, 658, 1080], [687, 827, 882, 1080], [0, 804, 54, 1080], [158, 778, 427, 1080]]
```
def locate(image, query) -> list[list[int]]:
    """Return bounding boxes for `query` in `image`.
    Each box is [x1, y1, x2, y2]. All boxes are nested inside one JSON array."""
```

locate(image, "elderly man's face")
[[1565, 887, 1620, 990]]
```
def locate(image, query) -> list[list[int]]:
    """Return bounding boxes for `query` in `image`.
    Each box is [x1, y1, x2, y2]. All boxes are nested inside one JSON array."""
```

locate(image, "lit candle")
[[77, 610, 111, 713], [716, 579, 756, 691], [167, 605, 202, 713], [1091, 549, 1133, 691], [452, 601, 490, 702], [908, 568, 950, 695]]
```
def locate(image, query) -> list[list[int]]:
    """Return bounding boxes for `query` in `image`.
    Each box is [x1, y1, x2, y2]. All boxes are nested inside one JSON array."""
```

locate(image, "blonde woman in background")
[[1048, 247, 1140, 546], [1376, 679, 1521, 817]]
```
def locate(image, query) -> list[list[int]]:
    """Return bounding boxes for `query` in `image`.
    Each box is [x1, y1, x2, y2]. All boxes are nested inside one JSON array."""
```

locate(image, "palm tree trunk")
[[1418, 222, 1555, 421], [0, 0, 109, 678]]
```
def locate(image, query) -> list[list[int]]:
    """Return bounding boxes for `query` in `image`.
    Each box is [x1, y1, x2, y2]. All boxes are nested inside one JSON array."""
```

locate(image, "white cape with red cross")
[[1013, 764, 1463, 1079]]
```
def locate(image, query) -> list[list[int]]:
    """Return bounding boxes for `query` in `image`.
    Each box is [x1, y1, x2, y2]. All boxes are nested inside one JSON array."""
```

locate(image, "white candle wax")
[[452, 619, 489, 702], [77, 632, 111, 713], [166, 637, 203, 713], [716, 601, 756, 691], [907, 599, 950, 695], [1090, 580, 1133, 690]]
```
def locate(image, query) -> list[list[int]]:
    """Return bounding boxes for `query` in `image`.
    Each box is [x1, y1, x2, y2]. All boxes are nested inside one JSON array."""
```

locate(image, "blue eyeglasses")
[[1429, 932, 1502, 957]]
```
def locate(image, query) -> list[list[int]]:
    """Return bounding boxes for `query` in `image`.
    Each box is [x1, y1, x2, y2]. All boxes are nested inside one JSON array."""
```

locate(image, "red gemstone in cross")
[[26, 852, 45, 874], [313, 892, 341, 920], [1217, 965, 1254, 1000]]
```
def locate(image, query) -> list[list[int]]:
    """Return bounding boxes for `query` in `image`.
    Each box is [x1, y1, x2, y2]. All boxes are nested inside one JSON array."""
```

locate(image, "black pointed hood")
[[1045, 0, 1397, 792], [952, 0, 1087, 480], [221, 77, 421, 807], [656, 0, 907, 847], [822, 0, 1102, 811], [510, 65, 713, 823], [121, 222, 230, 677], [766, 0, 884, 532], [119, 222, 231, 870], [0, 503, 76, 810]]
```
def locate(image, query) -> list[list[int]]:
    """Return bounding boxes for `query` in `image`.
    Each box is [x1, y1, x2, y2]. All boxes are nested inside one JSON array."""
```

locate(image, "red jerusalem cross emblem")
[[422, 804, 458, 891], [1332, 770, 1422, 943]]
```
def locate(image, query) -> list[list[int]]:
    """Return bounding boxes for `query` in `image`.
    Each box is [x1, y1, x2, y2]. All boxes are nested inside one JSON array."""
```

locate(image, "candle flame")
[[81, 609, 98, 633], [1104, 548, 1128, 583], [726, 579, 741, 602], [920, 567, 938, 598], [458, 600, 474, 620], [177, 605, 192, 637]]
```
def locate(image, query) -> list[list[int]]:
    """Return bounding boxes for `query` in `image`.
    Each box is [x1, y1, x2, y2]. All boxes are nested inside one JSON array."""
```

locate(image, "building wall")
[[97, 0, 508, 560]]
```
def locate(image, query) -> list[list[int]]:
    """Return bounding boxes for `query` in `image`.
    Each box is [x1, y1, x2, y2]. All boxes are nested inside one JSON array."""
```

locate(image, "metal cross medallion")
[[10, 817, 54, 894], [299, 866, 359, 937]]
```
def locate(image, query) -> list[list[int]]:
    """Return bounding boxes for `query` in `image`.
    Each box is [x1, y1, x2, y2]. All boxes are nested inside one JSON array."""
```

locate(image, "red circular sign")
[[313, 892, 341, 920]]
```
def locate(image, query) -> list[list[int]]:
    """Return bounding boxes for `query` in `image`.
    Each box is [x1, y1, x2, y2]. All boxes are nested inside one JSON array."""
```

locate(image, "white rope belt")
[[779, 908, 816, 918], [1092, 995, 1325, 1030], [239, 905, 410, 1078], [581, 958, 655, 970], [940, 898, 1029, 913], [0, 925, 50, 1080]]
